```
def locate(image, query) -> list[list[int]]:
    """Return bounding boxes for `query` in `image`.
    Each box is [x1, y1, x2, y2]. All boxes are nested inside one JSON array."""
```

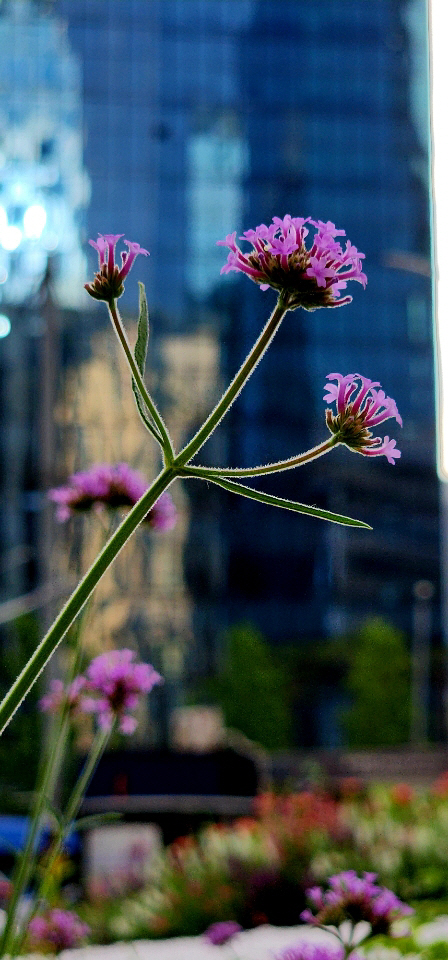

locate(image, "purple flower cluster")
[[40, 649, 162, 735], [28, 908, 90, 952], [49, 462, 177, 530], [324, 374, 402, 464], [301, 871, 413, 936], [85, 233, 149, 301], [204, 921, 242, 945], [218, 216, 366, 310], [277, 943, 344, 960], [82, 648, 162, 734]]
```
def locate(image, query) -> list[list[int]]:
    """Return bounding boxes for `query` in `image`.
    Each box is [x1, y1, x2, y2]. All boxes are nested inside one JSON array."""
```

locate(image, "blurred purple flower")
[[204, 921, 242, 945], [217, 216, 366, 311], [49, 463, 177, 529], [85, 233, 149, 301], [301, 871, 413, 936], [28, 909, 90, 952], [146, 491, 178, 531], [82, 648, 162, 734], [276, 943, 344, 960], [39, 675, 86, 715], [324, 373, 402, 464]]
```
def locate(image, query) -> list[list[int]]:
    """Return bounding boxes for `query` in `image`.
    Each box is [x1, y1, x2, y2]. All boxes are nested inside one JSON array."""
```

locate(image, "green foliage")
[[202, 622, 293, 750], [341, 617, 411, 747], [0, 613, 43, 799]]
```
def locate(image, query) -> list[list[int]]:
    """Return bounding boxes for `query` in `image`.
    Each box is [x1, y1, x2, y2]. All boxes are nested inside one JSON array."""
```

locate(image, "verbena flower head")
[[301, 871, 413, 936], [49, 463, 177, 529], [204, 921, 242, 945], [276, 942, 344, 960], [82, 648, 163, 734], [28, 909, 90, 952], [324, 374, 402, 464], [217, 216, 366, 310], [85, 233, 149, 301], [39, 676, 85, 715]]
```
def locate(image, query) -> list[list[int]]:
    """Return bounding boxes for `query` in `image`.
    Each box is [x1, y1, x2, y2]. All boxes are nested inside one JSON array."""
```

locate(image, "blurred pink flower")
[[301, 870, 413, 935], [85, 233, 149, 301], [28, 909, 90, 952], [324, 373, 402, 464], [82, 648, 162, 734], [204, 921, 242, 945], [39, 675, 86, 715], [49, 463, 177, 529], [218, 216, 366, 310]]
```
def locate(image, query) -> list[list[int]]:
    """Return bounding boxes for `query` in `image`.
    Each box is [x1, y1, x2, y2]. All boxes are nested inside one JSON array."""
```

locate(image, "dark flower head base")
[[324, 373, 402, 464], [218, 216, 366, 310], [85, 233, 149, 301]]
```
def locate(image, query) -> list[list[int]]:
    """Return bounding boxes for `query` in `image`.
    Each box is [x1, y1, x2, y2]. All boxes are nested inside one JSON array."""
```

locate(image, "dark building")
[[52, 0, 437, 743]]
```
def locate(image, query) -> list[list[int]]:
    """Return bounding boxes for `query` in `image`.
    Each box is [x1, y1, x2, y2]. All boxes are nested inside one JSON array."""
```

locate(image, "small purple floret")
[[218, 215, 366, 311], [204, 921, 242, 945], [324, 374, 402, 464]]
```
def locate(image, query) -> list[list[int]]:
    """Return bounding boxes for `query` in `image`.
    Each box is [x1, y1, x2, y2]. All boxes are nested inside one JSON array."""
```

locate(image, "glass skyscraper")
[[54, 0, 436, 741]]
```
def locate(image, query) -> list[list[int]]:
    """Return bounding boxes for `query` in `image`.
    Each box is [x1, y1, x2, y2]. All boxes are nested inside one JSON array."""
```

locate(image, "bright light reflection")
[[0, 314, 11, 338], [23, 204, 47, 239], [430, 1, 448, 479], [0, 268, 7, 284], [1, 225, 22, 251]]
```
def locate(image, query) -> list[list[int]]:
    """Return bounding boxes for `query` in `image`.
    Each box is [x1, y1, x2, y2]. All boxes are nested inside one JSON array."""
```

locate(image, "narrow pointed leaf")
[[131, 282, 163, 442], [134, 282, 150, 376], [75, 812, 122, 831], [195, 474, 372, 528]]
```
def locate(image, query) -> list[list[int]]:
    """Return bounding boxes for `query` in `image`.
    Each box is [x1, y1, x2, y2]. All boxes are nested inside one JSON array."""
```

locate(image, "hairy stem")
[[179, 436, 338, 479], [0, 467, 175, 736]]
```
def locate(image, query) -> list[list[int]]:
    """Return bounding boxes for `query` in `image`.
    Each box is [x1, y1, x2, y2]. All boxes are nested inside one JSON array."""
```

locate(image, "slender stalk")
[[0, 466, 175, 736], [179, 436, 339, 479], [0, 589, 96, 958], [176, 293, 291, 465], [11, 728, 111, 958], [0, 713, 70, 956], [108, 300, 174, 461]]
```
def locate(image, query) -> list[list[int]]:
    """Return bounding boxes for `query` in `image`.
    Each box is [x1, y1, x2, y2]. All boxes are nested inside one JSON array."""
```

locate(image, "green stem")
[[0, 466, 175, 736], [0, 714, 70, 956], [179, 436, 338, 479], [0, 588, 97, 958], [176, 293, 291, 465], [108, 300, 174, 461], [11, 728, 111, 958]]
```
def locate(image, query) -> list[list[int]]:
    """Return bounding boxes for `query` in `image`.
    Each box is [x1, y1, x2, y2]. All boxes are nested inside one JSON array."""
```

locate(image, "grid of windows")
[[56, 0, 436, 674]]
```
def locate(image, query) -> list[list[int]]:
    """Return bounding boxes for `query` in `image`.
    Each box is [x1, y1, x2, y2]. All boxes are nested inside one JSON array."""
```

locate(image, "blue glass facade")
[[55, 0, 437, 738]]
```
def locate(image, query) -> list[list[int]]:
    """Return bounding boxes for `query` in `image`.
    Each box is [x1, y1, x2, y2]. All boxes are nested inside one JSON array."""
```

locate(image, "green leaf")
[[74, 812, 123, 832], [134, 282, 149, 376], [199, 475, 372, 528], [131, 283, 163, 443]]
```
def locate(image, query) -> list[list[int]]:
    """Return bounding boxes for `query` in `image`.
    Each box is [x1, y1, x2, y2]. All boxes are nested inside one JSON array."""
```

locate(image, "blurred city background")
[[0, 0, 439, 801]]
